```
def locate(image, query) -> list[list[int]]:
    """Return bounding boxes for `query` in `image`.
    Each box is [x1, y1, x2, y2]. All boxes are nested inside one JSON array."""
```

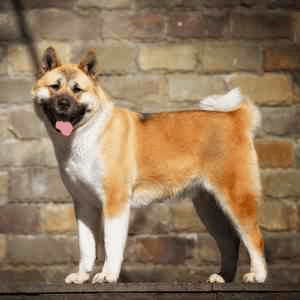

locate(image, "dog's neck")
[[51, 100, 114, 164]]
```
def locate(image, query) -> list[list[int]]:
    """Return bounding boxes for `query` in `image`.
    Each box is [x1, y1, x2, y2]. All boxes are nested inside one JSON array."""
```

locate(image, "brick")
[[41, 204, 75, 233], [260, 107, 293, 136], [265, 233, 300, 262], [77, 0, 130, 8], [9, 167, 48, 201], [0, 171, 8, 205], [135, 0, 169, 10], [9, 106, 47, 139], [202, 10, 228, 38], [0, 204, 40, 234], [295, 140, 300, 168], [37, 9, 79, 40], [270, 266, 300, 285], [24, 0, 76, 9], [0, 235, 6, 262], [8, 235, 78, 265], [101, 75, 167, 102], [8, 44, 33, 75], [255, 139, 294, 169], [229, 73, 293, 105], [96, 46, 134, 74], [168, 15, 203, 38], [294, 12, 300, 42], [0, 78, 33, 104], [133, 237, 195, 265], [77, 14, 102, 41], [288, 105, 300, 134], [200, 41, 261, 73], [139, 44, 197, 72], [193, 235, 219, 264], [0, 139, 57, 167], [173, 199, 206, 233], [34, 10, 101, 41], [264, 46, 300, 72], [0, 46, 8, 75], [47, 168, 70, 202], [168, 74, 227, 101], [129, 13, 163, 40], [231, 11, 292, 40], [259, 200, 297, 231], [129, 203, 172, 235], [0, 112, 14, 140], [261, 170, 300, 198], [0, 12, 20, 41], [102, 10, 129, 39]]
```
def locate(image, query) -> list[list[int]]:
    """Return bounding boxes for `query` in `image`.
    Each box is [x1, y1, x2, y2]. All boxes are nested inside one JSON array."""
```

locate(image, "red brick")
[[168, 15, 203, 38], [255, 139, 294, 169], [231, 10, 292, 39], [264, 46, 300, 71], [129, 13, 163, 40], [134, 237, 194, 265], [0, 204, 40, 234]]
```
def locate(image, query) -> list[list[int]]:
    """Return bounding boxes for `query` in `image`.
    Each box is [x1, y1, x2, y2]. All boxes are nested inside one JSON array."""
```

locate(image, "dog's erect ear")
[[40, 47, 61, 75], [79, 49, 96, 75]]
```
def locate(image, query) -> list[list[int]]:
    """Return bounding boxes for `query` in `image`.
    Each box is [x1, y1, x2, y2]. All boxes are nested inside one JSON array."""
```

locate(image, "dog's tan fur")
[[32, 48, 267, 284]]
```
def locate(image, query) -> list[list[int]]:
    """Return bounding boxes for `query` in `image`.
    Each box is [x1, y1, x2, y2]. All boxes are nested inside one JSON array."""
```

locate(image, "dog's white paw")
[[207, 273, 225, 284], [92, 272, 118, 284], [65, 272, 90, 284], [242, 272, 265, 283]]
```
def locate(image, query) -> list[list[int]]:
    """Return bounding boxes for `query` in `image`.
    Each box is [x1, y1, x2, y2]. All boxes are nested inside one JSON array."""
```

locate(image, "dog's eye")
[[49, 83, 60, 91], [72, 84, 83, 93]]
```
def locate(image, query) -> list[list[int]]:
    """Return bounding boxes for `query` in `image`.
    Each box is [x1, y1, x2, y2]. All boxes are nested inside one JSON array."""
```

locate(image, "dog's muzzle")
[[40, 95, 87, 136]]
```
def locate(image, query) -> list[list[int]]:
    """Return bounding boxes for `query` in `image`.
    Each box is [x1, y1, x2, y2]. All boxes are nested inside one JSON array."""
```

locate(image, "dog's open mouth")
[[55, 121, 74, 136], [40, 97, 87, 136]]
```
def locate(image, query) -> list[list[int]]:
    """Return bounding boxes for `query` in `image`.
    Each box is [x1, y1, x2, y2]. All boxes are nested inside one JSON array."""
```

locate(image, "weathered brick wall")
[[0, 0, 300, 284]]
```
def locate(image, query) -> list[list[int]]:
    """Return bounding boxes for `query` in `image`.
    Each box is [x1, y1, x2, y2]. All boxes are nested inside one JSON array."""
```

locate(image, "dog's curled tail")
[[245, 96, 261, 136]]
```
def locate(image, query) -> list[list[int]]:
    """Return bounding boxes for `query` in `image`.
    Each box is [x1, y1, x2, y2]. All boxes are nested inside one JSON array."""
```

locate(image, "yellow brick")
[[0, 171, 8, 203], [139, 44, 197, 71], [229, 73, 293, 105], [200, 41, 260, 73], [41, 204, 76, 233], [0, 234, 6, 261], [96, 46, 134, 74]]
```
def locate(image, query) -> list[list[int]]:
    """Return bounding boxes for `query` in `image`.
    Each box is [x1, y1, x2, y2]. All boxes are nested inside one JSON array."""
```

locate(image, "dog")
[[32, 47, 267, 284]]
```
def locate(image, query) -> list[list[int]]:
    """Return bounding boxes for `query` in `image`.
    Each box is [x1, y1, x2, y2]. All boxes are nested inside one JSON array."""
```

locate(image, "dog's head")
[[32, 47, 107, 137]]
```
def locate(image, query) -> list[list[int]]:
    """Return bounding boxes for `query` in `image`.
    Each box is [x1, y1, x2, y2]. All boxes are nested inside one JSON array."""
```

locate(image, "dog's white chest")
[[58, 132, 104, 205]]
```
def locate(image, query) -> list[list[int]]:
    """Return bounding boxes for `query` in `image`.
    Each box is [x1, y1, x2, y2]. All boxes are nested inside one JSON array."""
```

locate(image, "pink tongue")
[[55, 121, 73, 136]]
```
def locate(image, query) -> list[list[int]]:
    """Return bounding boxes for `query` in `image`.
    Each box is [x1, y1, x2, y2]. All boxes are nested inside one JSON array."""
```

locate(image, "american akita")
[[32, 47, 267, 284]]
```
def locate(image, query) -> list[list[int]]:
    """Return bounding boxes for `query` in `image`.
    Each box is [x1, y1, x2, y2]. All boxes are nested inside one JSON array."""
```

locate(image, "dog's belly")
[[130, 177, 204, 208]]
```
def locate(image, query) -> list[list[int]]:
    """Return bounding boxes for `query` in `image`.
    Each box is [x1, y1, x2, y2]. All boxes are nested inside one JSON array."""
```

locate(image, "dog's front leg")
[[92, 204, 130, 283], [65, 202, 100, 284]]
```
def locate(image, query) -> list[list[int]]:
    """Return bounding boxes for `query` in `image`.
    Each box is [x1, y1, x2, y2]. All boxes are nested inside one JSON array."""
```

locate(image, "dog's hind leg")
[[192, 191, 240, 283], [65, 202, 100, 284]]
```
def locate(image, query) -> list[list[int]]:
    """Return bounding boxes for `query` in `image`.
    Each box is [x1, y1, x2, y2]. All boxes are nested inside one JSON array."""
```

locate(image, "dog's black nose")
[[56, 97, 72, 112]]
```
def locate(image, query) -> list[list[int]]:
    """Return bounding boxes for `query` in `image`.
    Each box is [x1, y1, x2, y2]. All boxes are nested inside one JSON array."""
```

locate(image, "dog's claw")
[[65, 272, 90, 284], [92, 272, 118, 284], [207, 273, 225, 284], [242, 272, 265, 283]]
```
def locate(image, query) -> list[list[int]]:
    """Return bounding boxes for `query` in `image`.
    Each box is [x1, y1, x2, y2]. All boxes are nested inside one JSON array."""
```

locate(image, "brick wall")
[[0, 0, 300, 284]]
